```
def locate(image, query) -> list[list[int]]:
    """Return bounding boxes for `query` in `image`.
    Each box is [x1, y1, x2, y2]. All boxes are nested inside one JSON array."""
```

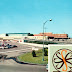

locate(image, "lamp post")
[[42, 19, 52, 61], [44, 27, 48, 40]]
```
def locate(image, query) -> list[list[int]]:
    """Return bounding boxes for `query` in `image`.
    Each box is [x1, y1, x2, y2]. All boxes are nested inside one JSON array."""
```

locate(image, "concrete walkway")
[[19, 42, 48, 47]]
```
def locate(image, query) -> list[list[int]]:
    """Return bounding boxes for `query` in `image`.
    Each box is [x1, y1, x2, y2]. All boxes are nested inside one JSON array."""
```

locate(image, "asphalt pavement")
[[0, 41, 42, 52], [0, 64, 46, 72], [0, 41, 46, 72]]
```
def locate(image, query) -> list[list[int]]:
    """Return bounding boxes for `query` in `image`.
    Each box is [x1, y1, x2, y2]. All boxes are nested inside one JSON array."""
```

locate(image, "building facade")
[[6, 33, 31, 36], [0, 32, 69, 42], [34, 32, 68, 39]]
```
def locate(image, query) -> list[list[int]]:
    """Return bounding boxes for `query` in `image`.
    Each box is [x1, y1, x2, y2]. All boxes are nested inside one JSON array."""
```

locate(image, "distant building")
[[0, 33, 33, 42], [5, 33, 31, 36], [0, 32, 69, 42], [34, 32, 68, 39]]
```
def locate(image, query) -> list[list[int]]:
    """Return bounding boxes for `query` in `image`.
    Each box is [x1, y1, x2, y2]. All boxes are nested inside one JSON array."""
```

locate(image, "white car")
[[1, 46, 4, 49]]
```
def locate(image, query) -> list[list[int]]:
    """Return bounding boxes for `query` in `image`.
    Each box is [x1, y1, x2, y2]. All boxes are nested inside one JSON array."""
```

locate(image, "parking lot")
[[0, 41, 47, 72], [0, 41, 42, 53]]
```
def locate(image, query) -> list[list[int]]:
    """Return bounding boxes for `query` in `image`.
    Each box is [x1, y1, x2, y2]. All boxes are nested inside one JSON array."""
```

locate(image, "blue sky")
[[0, 0, 72, 37]]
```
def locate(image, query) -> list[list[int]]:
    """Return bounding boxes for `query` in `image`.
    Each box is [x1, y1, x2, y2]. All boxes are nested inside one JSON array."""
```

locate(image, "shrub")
[[44, 49, 48, 56], [26, 40, 58, 45], [32, 50, 36, 57]]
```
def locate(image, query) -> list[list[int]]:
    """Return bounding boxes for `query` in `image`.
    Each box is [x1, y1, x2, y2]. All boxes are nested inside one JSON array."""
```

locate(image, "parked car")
[[5, 44, 12, 49], [13, 45, 17, 48], [1, 46, 4, 49], [0, 54, 3, 59], [46, 64, 48, 71], [6, 44, 9, 46], [0, 45, 2, 47]]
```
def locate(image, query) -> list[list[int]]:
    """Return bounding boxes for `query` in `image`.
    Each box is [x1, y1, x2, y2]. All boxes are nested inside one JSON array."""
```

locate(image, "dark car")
[[0, 54, 3, 59], [5, 44, 12, 49], [6, 44, 9, 46], [13, 45, 17, 48]]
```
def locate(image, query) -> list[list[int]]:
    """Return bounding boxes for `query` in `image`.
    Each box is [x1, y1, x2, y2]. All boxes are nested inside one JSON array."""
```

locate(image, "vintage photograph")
[[0, 0, 72, 72]]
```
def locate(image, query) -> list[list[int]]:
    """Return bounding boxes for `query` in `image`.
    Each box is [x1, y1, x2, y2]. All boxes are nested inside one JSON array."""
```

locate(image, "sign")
[[48, 45, 72, 72]]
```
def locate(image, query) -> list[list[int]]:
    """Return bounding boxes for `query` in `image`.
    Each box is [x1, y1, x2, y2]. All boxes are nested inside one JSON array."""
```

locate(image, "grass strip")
[[17, 49, 48, 65]]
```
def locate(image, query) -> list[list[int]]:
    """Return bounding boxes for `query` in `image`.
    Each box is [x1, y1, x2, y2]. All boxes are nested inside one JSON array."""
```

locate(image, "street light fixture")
[[42, 19, 52, 61]]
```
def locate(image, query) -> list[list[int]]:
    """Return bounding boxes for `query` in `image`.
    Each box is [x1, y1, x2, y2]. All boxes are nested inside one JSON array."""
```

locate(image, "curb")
[[15, 57, 46, 66], [19, 42, 48, 47]]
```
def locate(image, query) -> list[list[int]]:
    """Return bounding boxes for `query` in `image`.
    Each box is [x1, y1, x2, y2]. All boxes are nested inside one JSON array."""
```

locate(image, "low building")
[[6, 33, 31, 36], [0, 33, 33, 42], [0, 32, 69, 42], [34, 32, 68, 40]]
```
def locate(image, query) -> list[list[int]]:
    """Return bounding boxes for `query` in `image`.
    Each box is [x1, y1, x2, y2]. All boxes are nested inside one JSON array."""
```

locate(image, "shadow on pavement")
[[0, 55, 46, 66]]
